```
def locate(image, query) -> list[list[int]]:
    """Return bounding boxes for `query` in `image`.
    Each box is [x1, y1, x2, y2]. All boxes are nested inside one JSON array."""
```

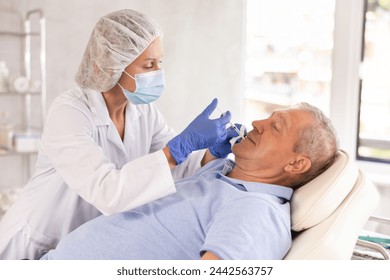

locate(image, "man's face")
[[233, 108, 313, 173]]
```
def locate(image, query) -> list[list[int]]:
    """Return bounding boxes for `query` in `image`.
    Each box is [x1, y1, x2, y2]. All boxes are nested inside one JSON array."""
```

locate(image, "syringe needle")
[[216, 106, 255, 144], [216, 106, 225, 116], [216, 106, 248, 141], [231, 123, 245, 139]]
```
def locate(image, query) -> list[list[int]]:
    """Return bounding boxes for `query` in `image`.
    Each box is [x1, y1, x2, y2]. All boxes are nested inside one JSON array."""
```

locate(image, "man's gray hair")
[[291, 102, 339, 188]]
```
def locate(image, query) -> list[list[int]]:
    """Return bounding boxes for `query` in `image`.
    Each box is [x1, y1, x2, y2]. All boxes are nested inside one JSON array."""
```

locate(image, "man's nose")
[[252, 120, 264, 134]]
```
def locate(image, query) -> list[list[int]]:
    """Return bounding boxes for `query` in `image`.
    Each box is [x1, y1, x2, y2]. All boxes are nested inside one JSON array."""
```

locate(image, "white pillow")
[[291, 150, 359, 231]]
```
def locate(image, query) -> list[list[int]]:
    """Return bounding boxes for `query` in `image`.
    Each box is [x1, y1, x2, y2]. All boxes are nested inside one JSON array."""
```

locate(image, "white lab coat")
[[0, 87, 204, 260]]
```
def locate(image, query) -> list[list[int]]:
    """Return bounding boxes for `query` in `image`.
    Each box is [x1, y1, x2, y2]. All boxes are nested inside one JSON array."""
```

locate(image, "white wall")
[[8, 0, 245, 131], [0, 0, 245, 189]]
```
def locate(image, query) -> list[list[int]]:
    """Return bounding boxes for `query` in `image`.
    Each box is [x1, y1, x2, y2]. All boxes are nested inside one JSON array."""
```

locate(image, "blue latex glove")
[[209, 123, 244, 158], [167, 98, 231, 164]]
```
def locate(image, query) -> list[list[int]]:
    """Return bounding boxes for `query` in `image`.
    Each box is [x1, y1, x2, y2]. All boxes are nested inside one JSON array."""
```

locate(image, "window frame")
[[356, 0, 390, 164], [330, 0, 390, 180]]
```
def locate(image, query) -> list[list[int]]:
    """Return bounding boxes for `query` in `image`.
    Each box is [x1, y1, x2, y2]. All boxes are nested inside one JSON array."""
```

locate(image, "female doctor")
[[0, 9, 236, 259]]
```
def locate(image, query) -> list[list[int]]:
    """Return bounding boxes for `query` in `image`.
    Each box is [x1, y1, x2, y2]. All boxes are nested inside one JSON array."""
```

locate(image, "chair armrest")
[[354, 239, 390, 260]]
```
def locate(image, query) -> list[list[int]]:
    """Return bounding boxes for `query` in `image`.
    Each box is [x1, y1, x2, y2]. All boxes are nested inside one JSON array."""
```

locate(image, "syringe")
[[216, 106, 246, 140]]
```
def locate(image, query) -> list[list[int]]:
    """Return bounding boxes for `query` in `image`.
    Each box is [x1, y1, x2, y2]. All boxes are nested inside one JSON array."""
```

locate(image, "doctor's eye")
[[143, 60, 163, 70]]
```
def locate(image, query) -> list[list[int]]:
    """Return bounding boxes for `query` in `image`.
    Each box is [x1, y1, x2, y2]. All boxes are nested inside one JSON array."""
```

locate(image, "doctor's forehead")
[[140, 38, 164, 57]]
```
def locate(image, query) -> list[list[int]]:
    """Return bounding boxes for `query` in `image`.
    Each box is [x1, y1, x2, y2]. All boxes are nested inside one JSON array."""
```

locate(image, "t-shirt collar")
[[218, 159, 293, 201]]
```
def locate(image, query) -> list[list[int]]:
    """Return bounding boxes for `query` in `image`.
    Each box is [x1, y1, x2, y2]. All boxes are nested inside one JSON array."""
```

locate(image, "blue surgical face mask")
[[118, 69, 165, 105]]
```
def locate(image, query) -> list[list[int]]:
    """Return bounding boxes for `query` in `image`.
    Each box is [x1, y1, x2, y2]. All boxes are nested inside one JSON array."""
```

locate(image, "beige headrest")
[[291, 150, 359, 232]]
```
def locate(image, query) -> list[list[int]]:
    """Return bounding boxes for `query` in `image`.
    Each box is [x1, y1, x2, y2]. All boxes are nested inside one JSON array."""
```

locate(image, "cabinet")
[[0, 9, 46, 217]]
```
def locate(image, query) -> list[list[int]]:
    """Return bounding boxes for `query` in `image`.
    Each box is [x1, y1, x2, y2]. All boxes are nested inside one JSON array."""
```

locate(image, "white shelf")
[[0, 149, 38, 157], [0, 10, 46, 214], [0, 91, 41, 96], [0, 31, 40, 37]]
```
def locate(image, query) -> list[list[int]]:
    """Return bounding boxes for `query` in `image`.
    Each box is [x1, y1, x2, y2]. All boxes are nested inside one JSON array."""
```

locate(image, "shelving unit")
[[0, 9, 46, 139], [0, 9, 46, 218]]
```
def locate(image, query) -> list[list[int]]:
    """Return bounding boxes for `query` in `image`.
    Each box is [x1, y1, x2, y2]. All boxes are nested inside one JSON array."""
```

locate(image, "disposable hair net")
[[75, 9, 163, 92]]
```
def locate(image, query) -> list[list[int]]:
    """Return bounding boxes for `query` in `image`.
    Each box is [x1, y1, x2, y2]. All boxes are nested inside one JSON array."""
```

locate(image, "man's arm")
[[201, 251, 221, 260]]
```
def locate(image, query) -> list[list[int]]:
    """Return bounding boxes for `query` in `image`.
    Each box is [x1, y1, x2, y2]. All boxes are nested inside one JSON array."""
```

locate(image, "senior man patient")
[[41, 102, 338, 260]]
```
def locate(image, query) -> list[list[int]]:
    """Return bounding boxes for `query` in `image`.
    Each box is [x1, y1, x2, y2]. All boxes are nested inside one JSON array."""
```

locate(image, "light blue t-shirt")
[[42, 159, 293, 260]]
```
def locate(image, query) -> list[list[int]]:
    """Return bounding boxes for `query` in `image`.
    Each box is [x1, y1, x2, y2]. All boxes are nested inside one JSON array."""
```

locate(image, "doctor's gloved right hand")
[[167, 98, 231, 164]]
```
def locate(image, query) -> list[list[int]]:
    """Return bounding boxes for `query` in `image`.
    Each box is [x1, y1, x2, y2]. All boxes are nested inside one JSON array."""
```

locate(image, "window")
[[243, 0, 335, 126], [357, 0, 390, 163], [244, 0, 390, 166]]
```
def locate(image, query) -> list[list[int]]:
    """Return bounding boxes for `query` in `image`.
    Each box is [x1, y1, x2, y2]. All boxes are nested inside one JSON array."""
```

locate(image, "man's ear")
[[284, 155, 311, 174]]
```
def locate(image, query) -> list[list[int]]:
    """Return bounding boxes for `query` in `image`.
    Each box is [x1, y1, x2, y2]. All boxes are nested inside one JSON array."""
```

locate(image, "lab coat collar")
[[86, 88, 111, 126], [85, 88, 142, 126], [85, 88, 141, 155]]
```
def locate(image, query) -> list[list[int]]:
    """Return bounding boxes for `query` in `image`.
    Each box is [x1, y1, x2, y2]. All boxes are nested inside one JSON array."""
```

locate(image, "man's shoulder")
[[198, 158, 234, 174]]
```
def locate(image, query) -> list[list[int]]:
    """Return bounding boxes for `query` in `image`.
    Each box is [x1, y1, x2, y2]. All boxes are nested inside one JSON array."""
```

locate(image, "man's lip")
[[245, 134, 255, 144]]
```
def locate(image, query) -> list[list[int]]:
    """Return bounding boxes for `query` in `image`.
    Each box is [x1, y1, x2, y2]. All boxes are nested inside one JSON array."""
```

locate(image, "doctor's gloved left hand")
[[167, 98, 231, 164], [209, 123, 244, 158]]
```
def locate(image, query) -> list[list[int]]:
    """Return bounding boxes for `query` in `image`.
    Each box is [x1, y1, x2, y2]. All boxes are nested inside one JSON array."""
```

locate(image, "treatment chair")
[[284, 150, 380, 259]]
